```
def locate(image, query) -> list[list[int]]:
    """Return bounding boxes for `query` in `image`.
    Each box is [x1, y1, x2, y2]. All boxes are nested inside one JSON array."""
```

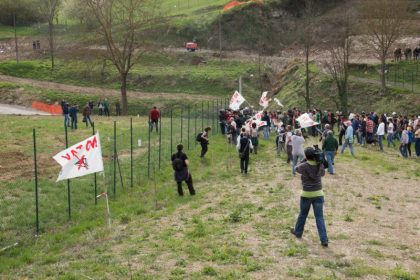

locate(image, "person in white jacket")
[[377, 119, 385, 151]]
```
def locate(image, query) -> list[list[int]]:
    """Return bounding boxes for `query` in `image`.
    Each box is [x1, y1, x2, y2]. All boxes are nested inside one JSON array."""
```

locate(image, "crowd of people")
[[171, 106, 419, 247]]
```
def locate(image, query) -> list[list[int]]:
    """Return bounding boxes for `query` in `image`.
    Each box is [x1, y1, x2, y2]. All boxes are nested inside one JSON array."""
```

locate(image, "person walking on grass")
[[399, 126, 409, 158], [414, 123, 420, 157], [83, 103, 93, 127], [103, 99, 110, 116], [377, 119, 385, 152], [341, 121, 355, 156], [237, 128, 253, 174], [407, 126, 414, 157], [149, 106, 160, 132], [292, 129, 305, 176], [387, 118, 396, 148], [171, 144, 195, 196], [291, 147, 328, 247], [286, 125, 293, 164], [200, 127, 211, 158], [250, 122, 259, 154], [61, 100, 70, 127], [322, 131, 338, 175], [262, 111, 271, 140], [69, 104, 78, 130]]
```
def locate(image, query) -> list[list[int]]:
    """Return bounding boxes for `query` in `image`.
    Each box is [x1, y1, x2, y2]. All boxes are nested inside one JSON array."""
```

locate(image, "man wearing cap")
[[341, 120, 355, 156]]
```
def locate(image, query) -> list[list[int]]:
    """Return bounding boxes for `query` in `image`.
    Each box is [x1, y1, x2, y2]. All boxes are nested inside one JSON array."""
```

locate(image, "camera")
[[313, 145, 325, 165]]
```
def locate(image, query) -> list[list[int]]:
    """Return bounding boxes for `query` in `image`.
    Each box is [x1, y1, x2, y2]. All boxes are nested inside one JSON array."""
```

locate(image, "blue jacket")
[[345, 126, 353, 140]]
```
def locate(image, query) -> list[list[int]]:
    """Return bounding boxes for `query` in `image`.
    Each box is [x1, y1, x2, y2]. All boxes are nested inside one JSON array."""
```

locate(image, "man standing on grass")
[[83, 103, 93, 128], [69, 104, 78, 130], [61, 100, 70, 128], [291, 147, 328, 247], [149, 106, 160, 132], [377, 119, 385, 151], [322, 131, 338, 175], [171, 144, 195, 196], [341, 121, 355, 156], [200, 127, 211, 158]]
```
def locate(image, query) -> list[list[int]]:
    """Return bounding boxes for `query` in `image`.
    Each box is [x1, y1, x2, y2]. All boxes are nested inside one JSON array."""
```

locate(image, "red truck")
[[185, 42, 198, 52]]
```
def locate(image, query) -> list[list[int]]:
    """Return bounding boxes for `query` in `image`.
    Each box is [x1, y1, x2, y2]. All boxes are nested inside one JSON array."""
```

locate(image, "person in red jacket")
[[149, 106, 160, 132]]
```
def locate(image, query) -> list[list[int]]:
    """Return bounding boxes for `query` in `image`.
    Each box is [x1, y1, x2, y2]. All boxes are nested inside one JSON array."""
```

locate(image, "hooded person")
[[171, 144, 195, 196]]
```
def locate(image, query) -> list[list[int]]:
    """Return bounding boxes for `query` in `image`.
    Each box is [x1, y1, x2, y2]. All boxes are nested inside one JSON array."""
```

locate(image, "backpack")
[[196, 132, 203, 142], [172, 158, 184, 171]]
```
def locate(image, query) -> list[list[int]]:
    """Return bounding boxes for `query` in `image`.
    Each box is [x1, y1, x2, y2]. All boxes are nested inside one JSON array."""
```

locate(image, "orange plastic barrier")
[[32, 101, 62, 115], [224, 1, 242, 11]]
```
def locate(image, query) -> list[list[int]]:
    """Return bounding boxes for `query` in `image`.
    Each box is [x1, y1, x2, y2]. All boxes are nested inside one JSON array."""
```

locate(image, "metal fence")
[[386, 61, 420, 92], [0, 99, 229, 249]]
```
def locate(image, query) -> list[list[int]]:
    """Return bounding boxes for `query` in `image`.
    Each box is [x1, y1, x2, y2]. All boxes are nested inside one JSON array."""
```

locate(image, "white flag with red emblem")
[[259, 91, 271, 108], [53, 133, 104, 182], [296, 113, 319, 128], [229, 90, 246, 110]]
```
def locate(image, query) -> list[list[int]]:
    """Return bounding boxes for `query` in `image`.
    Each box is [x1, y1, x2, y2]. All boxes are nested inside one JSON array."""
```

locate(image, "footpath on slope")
[[0, 74, 215, 101], [0, 103, 50, 115]]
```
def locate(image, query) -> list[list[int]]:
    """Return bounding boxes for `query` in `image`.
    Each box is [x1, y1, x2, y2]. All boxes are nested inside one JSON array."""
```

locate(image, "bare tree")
[[324, 2, 353, 115], [358, 0, 408, 92], [86, 0, 157, 115], [299, 0, 319, 111], [38, 0, 60, 69]]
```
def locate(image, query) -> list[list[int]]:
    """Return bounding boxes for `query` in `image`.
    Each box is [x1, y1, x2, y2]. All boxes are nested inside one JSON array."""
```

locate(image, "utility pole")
[[219, 12, 222, 62], [13, 12, 19, 64], [239, 76, 242, 94]]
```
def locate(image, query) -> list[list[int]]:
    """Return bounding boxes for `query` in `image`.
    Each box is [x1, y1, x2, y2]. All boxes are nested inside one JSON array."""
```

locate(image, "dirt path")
[[0, 103, 50, 115], [0, 74, 216, 101]]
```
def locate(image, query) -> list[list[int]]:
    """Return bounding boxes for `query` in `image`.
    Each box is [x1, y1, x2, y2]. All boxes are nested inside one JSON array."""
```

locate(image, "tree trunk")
[[304, 46, 311, 110], [13, 13, 19, 64], [380, 56, 386, 92], [120, 73, 129, 115], [48, 20, 55, 69]]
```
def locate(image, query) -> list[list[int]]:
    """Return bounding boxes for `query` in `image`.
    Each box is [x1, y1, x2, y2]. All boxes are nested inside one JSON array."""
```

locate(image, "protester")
[[149, 106, 160, 132], [98, 100, 104, 116], [387, 118, 396, 148], [60, 100, 70, 127], [219, 109, 227, 134], [291, 147, 328, 247], [407, 126, 414, 157], [69, 104, 78, 130], [237, 128, 253, 174], [103, 99, 110, 116], [275, 123, 285, 156], [341, 121, 355, 156], [322, 131, 338, 175], [399, 126, 409, 158], [415, 123, 420, 157], [377, 119, 385, 151], [115, 102, 121, 116], [286, 125, 293, 164], [250, 122, 259, 154], [171, 144, 195, 196], [261, 111, 271, 140], [366, 116, 374, 146], [291, 129, 305, 176], [200, 127, 211, 158], [82, 103, 93, 127]]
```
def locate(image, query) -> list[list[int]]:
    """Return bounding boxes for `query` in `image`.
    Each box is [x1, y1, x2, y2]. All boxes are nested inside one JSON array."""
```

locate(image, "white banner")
[[254, 111, 264, 121], [229, 90, 246, 110], [259, 91, 271, 108], [273, 97, 283, 107], [257, 121, 268, 128], [296, 113, 319, 128], [53, 133, 104, 181]]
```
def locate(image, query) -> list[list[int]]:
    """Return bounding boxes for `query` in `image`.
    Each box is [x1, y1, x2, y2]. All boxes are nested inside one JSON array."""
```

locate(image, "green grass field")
[[0, 115, 419, 279]]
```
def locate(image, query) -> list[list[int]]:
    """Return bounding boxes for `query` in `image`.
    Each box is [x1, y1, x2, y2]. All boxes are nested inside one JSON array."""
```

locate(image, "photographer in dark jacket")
[[291, 147, 328, 247]]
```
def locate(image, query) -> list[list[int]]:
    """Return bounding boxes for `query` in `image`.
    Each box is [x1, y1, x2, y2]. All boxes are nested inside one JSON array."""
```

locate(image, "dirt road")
[[0, 103, 50, 115]]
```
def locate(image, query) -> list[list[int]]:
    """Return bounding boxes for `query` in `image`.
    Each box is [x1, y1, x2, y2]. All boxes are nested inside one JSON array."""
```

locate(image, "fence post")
[[64, 125, 71, 219], [195, 104, 197, 146], [181, 107, 183, 144], [402, 70, 405, 88], [113, 121, 117, 197], [159, 112, 162, 170], [411, 72, 414, 92], [148, 115, 151, 178], [187, 105, 191, 150], [216, 99, 219, 134], [207, 101, 210, 128], [170, 108, 173, 155], [92, 123, 97, 204], [33, 129, 39, 235], [201, 101, 204, 131], [130, 118, 133, 188], [212, 100, 215, 135]]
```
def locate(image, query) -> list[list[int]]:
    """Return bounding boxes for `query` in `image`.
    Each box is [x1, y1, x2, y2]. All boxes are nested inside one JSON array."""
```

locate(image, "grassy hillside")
[[272, 61, 420, 114]]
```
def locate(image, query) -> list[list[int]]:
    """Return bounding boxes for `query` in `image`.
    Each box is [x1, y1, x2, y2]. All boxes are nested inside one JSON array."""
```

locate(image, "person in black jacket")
[[236, 128, 253, 174], [291, 147, 328, 247], [69, 104, 78, 130], [200, 127, 211, 158], [171, 144, 195, 196]]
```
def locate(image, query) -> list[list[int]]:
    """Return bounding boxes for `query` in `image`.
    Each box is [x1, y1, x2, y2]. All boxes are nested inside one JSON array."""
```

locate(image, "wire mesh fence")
[[0, 99, 229, 250]]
